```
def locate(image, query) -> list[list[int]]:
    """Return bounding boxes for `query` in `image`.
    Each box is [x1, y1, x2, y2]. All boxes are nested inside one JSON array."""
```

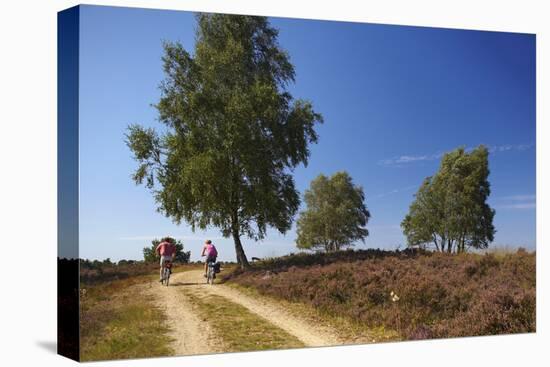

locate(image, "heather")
[[80, 260, 157, 285], [225, 249, 535, 340], [80, 259, 206, 285]]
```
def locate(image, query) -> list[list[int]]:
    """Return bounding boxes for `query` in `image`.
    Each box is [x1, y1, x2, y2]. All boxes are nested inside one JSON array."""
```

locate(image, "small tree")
[[143, 237, 191, 263], [296, 172, 371, 252], [401, 145, 495, 253]]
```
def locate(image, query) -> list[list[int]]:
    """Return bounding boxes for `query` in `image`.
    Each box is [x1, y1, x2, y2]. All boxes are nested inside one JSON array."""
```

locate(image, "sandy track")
[[146, 268, 340, 356], [145, 271, 224, 356], [176, 270, 339, 348]]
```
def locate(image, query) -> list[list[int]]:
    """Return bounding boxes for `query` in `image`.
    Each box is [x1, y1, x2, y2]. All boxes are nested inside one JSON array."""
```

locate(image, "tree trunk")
[[434, 235, 445, 252], [232, 227, 250, 270], [433, 239, 440, 252]]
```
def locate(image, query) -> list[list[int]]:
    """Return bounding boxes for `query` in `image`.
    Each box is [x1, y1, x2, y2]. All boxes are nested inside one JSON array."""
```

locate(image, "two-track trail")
[[143, 270, 221, 356], [145, 269, 339, 356]]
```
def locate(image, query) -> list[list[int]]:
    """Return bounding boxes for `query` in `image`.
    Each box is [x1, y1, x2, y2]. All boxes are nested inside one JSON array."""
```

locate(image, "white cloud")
[[378, 153, 441, 166], [379, 143, 534, 166], [498, 203, 536, 210], [498, 194, 536, 201], [489, 144, 533, 153], [494, 194, 536, 210], [371, 185, 417, 199]]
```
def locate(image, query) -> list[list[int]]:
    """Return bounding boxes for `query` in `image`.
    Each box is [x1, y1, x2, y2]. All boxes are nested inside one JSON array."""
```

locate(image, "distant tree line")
[[79, 237, 192, 269]]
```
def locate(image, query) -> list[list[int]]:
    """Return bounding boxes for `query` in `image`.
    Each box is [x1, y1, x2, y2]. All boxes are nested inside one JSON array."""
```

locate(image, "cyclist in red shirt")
[[156, 237, 176, 282]]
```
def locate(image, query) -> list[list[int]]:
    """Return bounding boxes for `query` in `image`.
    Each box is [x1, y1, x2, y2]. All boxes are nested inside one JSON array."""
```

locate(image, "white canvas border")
[[0, 1, 547, 366]]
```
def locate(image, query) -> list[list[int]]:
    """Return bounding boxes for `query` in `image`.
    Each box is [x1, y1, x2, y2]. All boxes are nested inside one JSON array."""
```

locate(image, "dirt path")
[[200, 274, 340, 347], [144, 271, 224, 356], [149, 269, 339, 354]]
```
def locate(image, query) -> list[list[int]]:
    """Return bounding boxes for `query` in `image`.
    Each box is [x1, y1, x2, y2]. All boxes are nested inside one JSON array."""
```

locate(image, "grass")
[[80, 261, 204, 285], [80, 297, 173, 361], [225, 282, 399, 344], [80, 268, 197, 361], [185, 292, 305, 352]]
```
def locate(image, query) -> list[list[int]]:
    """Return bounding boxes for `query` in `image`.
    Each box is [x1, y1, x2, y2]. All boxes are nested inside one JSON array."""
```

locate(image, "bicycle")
[[206, 260, 216, 285], [161, 260, 172, 286]]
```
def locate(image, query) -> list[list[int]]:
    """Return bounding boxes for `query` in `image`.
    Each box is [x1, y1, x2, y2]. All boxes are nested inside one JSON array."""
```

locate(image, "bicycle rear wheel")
[[206, 266, 214, 285]]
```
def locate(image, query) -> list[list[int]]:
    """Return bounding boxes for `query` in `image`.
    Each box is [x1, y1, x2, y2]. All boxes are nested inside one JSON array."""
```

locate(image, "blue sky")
[[78, 5, 536, 261]]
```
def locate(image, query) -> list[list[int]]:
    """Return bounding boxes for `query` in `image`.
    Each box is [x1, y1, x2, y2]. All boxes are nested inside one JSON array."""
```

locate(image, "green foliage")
[[116, 259, 136, 266], [296, 172, 370, 252], [142, 244, 157, 263], [126, 14, 322, 268], [401, 145, 495, 253], [142, 237, 191, 263]]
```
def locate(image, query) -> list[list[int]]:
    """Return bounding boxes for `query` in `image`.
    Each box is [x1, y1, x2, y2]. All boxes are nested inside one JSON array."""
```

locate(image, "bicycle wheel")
[[165, 269, 170, 286]]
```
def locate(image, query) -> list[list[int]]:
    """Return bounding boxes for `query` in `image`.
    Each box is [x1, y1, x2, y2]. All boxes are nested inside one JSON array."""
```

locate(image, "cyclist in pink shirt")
[[156, 237, 176, 282], [201, 240, 218, 277]]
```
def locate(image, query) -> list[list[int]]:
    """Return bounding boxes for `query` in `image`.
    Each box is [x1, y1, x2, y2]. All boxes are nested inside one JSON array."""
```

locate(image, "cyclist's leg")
[[159, 256, 165, 281], [204, 255, 212, 276]]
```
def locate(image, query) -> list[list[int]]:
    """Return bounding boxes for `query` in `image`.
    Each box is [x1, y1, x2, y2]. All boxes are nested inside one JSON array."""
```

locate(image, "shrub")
[[226, 249, 535, 340]]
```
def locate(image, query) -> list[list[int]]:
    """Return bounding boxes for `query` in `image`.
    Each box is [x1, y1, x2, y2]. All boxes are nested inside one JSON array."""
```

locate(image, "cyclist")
[[156, 237, 176, 282], [201, 240, 218, 278]]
